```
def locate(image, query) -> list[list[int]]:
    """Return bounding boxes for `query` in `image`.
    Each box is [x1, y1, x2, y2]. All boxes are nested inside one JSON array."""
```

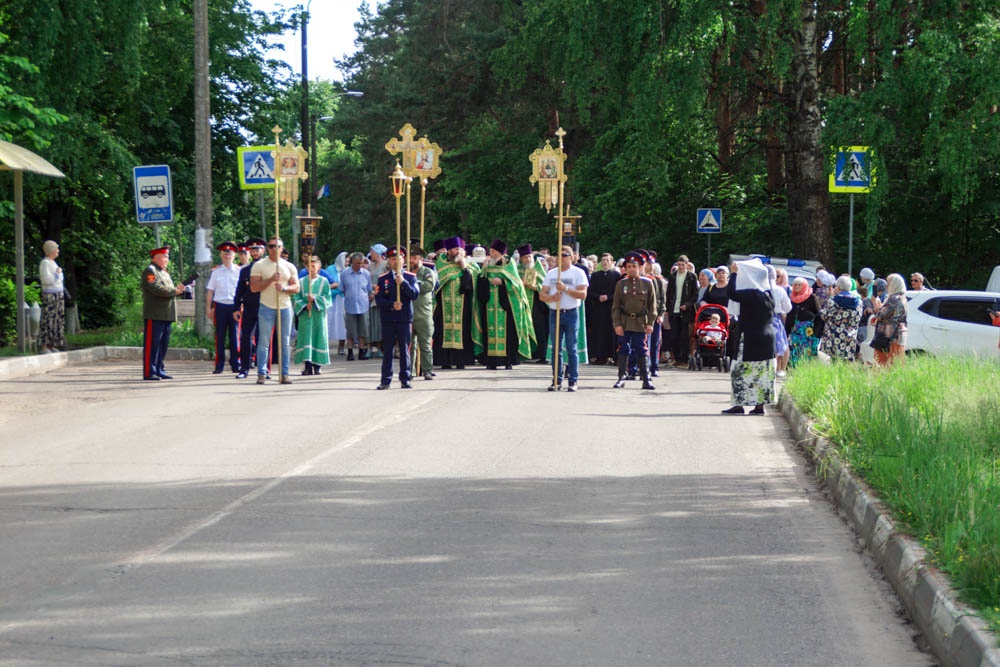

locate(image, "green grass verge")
[[784, 356, 1000, 632]]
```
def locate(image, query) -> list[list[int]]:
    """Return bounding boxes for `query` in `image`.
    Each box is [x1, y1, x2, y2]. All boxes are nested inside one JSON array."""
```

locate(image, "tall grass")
[[785, 357, 1000, 629], [109, 300, 213, 350]]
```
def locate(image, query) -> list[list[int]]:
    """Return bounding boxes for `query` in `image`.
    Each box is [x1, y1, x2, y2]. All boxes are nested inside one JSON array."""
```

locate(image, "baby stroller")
[[690, 304, 730, 372]]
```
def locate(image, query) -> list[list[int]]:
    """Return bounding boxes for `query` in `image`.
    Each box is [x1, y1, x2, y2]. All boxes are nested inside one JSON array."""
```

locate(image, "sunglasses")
[[560, 253, 572, 257], [268, 244, 280, 249]]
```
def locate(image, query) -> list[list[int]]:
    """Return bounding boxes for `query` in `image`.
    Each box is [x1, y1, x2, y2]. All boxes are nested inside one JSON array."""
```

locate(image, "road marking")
[[112, 391, 438, 576]]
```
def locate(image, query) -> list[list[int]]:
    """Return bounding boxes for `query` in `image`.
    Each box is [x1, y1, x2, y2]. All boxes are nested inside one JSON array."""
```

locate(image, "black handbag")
[[870, 322, 896, 351]]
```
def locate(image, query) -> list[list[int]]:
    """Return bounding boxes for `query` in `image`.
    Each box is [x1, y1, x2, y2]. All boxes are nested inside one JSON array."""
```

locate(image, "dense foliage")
[[1, 0, 999, 341]]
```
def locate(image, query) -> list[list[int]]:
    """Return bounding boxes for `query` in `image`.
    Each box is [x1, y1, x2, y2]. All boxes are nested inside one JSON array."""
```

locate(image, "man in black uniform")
[[375, 246, 419, 389], [234, 238, 266, 379]]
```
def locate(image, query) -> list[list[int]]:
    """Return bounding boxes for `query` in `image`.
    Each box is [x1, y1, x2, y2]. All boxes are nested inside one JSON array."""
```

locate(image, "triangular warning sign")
[[837, 154, 867, 185], [699, 210, 720, 230], [248, 154, 273, 180]]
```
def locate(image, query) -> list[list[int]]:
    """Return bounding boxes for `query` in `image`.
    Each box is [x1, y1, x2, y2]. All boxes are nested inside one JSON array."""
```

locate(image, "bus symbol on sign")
[[133, 165, 173, 224]]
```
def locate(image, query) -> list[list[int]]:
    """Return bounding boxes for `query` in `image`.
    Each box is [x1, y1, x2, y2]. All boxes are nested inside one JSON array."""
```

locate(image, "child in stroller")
[[691, 304, 730, 371]]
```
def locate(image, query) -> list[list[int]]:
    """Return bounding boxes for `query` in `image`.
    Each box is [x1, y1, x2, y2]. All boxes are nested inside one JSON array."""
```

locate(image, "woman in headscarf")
[[695, 267, 716, 306], [786, 277, 819, 366], [767, 265, 792, 377], [873, 273, 908, 366], [722, 259, 775, 415], [329, 251, 348, 355], [819, 275, 863, 360]]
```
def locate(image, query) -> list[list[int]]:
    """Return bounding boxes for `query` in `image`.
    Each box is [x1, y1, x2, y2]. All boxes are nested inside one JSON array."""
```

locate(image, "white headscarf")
[[735, 259, 770, 292], [335, 251, 348, 272]]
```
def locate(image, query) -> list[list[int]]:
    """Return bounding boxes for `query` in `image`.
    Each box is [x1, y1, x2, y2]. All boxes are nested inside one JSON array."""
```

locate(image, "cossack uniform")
[[141, 246, 181, 381], [611, 251, 657, 390]]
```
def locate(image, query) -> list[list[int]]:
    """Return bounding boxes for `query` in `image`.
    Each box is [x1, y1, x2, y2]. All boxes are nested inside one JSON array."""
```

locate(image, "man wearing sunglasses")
[[250, 238, 300, 384]]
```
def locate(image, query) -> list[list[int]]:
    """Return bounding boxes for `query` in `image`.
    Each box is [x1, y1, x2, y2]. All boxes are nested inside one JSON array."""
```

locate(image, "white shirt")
[[39, 257, 63, 294], [205, 262, 241, 304], [543, 265, 589, 310]]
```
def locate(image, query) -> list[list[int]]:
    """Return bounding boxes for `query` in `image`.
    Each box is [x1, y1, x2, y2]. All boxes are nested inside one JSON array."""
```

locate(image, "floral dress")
[[819, 293, 863, 360], [788, 299, 819, 366]]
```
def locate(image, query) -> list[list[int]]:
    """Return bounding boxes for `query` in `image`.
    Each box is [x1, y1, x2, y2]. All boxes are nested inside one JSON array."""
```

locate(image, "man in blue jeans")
[[540, 245, 589, 392], [250, 238, 300, 384]]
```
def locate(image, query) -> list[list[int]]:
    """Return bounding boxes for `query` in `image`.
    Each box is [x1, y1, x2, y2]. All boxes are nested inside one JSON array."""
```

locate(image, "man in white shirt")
[[250, 238, 300, 384], [540, 245, 589, 392], [206, 241, 243, 374]]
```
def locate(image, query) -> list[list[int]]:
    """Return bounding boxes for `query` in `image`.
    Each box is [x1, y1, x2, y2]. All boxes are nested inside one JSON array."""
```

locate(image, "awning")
[[0, 139, 64, 178]]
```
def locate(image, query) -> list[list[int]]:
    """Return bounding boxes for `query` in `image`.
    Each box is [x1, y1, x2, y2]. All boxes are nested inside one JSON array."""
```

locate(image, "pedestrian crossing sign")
[[237, 146, 276, 190], [829, 146, 875, 193], [697, 208, 722, 233]]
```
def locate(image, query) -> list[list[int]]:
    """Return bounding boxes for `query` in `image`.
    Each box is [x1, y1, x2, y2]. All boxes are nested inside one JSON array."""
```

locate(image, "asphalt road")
[[0, 358, 935, 666]]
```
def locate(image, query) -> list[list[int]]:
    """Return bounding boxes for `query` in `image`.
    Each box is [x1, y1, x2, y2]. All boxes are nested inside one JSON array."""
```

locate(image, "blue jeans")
[[549, 307, 579, 383], [257, 304, 292, 377]]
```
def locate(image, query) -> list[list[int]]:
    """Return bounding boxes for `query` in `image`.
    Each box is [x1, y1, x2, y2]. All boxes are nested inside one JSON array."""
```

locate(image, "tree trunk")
[[785, 0, 835, 269]]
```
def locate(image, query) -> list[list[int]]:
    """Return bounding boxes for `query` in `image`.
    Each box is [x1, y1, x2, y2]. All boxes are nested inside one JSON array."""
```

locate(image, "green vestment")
[[293, 275, 332, 365]]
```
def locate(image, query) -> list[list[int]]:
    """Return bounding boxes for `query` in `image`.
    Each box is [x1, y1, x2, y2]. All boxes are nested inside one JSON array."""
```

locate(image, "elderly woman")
[[38, 240, 66, 353], [873, 273, 908, 366], [722, 260, 775, 415], [767, 265, 792, 377], [786, 277, 819, 365], [696, 268, 716, 306], [819, 275, 863, 360], [329, 251, 348, 355]]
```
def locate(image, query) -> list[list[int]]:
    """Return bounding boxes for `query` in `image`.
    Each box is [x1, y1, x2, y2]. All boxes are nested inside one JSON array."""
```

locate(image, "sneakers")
[[280, 375, 293, 385], [401, 381, 413, 389], [257, 375, 266, 385], [376, 382, 390, 390], [547, 382, 562, 392], [422, 371, 433, 381], [358, 349, 370, 361], [776, 370, 787, 378], [236, 371, 247, 379], [566, 382, 577, 392], [613, 378, 626, 389]]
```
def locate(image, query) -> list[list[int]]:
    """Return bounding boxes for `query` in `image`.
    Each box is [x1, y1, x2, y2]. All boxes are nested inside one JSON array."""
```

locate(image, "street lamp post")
[[308, 92, 363, 210]]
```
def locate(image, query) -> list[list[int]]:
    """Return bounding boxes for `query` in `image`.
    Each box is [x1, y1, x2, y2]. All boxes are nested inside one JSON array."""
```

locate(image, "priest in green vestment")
[[473, 239, 534, 369], [516, 243, 547, 359], [434, 237, 477, 368], [293, 255, 332, 375]]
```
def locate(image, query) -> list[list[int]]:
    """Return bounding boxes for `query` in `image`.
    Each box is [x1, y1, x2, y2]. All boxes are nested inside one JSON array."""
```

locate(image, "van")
[[728, 254, 820, 284]]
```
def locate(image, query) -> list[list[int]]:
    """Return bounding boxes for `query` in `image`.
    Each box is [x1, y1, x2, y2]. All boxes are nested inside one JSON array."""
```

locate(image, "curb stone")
[[778, 392, 1000, 667], [0, 346, 211, 381]]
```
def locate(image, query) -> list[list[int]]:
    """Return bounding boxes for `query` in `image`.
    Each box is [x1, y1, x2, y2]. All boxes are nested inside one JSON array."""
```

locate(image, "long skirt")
[[328, 295, 346, 341], [772, 313, 789, 356], [788, 319, 819, 366], [39, 292, 66, 349], [730, 340, 776, 406]]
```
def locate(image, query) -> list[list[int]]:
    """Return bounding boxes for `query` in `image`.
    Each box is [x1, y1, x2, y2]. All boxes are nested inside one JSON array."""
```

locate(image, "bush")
[[0, 266, 41, 346]]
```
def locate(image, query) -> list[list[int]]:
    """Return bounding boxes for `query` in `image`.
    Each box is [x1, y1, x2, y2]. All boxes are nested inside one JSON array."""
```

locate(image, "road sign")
[[697, 208, 722, 233], [238, 145, 276, 190], [133, 165, 173, 224], [829, 146, 875, 193]]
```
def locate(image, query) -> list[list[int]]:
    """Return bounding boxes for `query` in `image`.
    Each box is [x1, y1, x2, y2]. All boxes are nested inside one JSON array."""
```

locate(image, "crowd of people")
[[137, 238, 927, 403]]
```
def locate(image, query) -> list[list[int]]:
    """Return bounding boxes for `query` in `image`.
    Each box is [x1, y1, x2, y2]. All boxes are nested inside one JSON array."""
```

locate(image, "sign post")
[[133, 165, 174, 247], [697, 208, 722, 267], [829, 146, 875, 275]]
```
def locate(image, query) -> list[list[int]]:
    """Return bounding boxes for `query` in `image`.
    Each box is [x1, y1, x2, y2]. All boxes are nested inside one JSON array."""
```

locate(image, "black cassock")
[[587, 268, 620, 360]]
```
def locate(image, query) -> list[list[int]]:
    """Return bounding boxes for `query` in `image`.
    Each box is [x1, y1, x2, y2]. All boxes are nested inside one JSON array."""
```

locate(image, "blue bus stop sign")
[[133, 165, 173, 224]]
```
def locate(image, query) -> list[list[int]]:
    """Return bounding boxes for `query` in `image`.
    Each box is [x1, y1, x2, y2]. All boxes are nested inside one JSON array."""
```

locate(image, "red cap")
[[149, 246, 171, 258], [217, 241, 238, 253]]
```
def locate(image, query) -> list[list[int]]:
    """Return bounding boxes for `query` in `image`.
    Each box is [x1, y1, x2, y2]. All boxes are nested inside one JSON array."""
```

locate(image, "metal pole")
[[274, 128, 283, 377], [14, 171, 25, 353], [707, 234, 712, 269], [848, 193, 855, 276], [259, 191, 266, 238]]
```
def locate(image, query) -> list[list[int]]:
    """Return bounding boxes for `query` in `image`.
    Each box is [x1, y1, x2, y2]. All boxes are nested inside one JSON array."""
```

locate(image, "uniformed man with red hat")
[[206, 241, 242, 374], [611, 251, 656, 390], [141, 246, 185, 381], [234, 238, 267, 379], [375, 246, 419, 389]]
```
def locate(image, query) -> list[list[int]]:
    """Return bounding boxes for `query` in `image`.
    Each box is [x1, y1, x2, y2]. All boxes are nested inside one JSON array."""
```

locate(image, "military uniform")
[[375, 248, 420, 389], [410, 254, 436, 378], [611, 256, 657, 389], [141, 249, 179, 380]]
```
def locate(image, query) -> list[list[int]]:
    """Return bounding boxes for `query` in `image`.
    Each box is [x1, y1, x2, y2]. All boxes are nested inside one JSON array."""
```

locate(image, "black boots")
[[639, 356, 655, 390], [613, 355, 627, 388]]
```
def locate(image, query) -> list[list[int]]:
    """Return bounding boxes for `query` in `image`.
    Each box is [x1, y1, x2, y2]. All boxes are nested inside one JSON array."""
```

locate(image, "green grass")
[[785, 356, 1000, 631]]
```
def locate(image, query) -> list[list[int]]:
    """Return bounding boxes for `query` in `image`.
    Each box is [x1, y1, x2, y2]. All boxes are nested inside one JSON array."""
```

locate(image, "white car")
[[903, 290, 1000, 358]]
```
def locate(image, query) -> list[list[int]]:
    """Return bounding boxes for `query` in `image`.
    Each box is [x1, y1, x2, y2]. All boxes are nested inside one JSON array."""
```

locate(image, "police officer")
[[611, 251, 656, 390], [375, 246, 419, 390], [206, 241, 242, 374], [141, 246, 185, 381], [409, 245, 436, 380], [234, 238, 266, 379]]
